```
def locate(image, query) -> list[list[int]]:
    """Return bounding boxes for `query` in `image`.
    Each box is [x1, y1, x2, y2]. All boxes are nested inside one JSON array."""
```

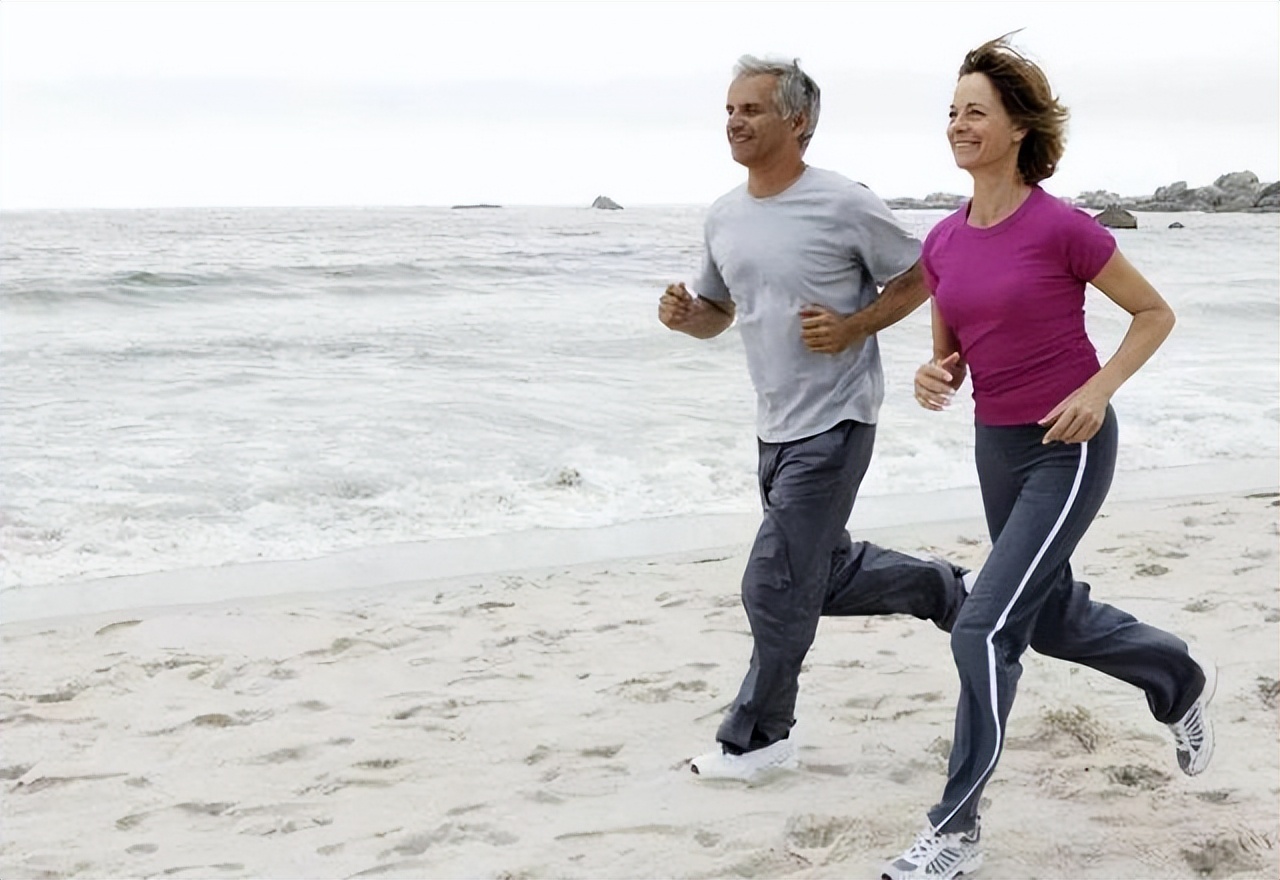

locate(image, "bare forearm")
[[676, 297, 734, 339], [932, 303, 961, 363], [1091, 306, 1175, 396], [841, 261, 929, 339]]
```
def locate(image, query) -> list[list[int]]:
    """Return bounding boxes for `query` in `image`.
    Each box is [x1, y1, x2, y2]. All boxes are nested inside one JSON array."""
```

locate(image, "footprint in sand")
[[784, 813, 861, 850], [150, 864, 246, 877], [255, 746, 310, 764], [1181, 827, 1278, 878], [94, 619, 142, 636], [608, 675, 709, 704], [116, 801, 235, 832], [377, 822, 519, 859], [1104, 763, 1171, 790], [1255, 676, 1279, 709]]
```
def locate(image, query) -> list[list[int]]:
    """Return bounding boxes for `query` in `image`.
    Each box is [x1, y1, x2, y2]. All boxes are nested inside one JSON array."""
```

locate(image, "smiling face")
[[948, 72, 1026, 177], [725, 74, 803, 169]]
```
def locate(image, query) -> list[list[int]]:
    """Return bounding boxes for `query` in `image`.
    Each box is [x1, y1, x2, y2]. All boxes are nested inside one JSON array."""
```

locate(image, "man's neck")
[[747, 156, 808, 199]]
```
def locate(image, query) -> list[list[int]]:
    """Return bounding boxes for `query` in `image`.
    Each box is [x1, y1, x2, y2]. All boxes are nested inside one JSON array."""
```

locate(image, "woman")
[[882, 36, 1214, 880]]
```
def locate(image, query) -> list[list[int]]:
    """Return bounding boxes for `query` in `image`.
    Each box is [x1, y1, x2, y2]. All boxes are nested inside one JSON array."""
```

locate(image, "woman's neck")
[[967, 170, 1033, 228]]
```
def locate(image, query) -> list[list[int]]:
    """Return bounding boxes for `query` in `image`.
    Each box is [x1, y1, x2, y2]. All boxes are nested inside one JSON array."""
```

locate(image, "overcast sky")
[[2, 0, 1276, 209]]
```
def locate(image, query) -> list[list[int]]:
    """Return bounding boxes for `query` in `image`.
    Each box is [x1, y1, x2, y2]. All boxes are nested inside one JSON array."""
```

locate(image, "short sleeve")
[[846, 184, 922, 285], [1062, 205, 1118, 282], [693, 225, 732, 302]]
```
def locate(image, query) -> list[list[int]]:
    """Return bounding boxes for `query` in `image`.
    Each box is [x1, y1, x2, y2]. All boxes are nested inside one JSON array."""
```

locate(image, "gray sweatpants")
[[716, 419, 968, 753], [928, 407, 1205, 834]]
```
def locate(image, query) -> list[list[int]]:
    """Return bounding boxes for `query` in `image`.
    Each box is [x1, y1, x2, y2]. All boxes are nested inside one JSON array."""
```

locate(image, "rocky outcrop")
[[1254, 181, 1280, 209], [885, 192, 966, 210], [1074, 171, 1278, 213], [1075, 190, 1124, 210], [591, 196, 623, 210], [1094, 205, 1137, 229]]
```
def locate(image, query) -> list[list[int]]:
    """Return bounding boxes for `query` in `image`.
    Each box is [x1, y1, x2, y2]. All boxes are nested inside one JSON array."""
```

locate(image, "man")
[[659, 55, 969, 782]]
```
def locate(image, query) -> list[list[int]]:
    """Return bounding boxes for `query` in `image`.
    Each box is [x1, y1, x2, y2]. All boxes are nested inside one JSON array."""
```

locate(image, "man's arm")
[[659, 283, 735, 339], [799, 261, 929, 354]]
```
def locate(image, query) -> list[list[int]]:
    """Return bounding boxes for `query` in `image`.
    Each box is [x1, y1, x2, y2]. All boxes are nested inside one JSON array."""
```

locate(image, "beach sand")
[[2, 488, 1277, 879]]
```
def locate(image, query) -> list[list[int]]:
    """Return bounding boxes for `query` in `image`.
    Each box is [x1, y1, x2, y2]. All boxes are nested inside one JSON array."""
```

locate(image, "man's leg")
[[715, 421, 873, 753], [823, 536, 969, 632]]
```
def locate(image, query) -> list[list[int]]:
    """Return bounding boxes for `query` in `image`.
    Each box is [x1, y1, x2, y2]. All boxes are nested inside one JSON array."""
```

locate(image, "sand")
[[2, 487, 1277, 879]]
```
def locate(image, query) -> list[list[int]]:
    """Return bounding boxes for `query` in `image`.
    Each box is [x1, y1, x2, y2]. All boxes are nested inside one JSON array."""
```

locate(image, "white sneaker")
[[881, 822, 983, 880], [1168, 657, 1217, 776], [689, 738, 797, 782]]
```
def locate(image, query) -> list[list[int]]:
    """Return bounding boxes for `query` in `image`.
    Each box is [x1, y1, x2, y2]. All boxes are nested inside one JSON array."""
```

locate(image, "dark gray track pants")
[[716, 420, 968, 753], [928, 407, 1205, 833]]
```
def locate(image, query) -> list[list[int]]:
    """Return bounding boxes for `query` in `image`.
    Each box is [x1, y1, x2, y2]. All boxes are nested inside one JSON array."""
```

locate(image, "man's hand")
[[799, 304, 863, 354], [659, 282, 696, 329], [658, 282, 734, 339]]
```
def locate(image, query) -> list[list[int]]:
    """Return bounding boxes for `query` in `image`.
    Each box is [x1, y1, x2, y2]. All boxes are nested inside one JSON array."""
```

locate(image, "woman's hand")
[[915, 351, 966, 411], [1039, 382, 1112, 444]]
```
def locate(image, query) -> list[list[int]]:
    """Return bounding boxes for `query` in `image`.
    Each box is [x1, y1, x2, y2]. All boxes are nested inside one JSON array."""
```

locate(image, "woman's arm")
[[1039, 249, 1175, 443]]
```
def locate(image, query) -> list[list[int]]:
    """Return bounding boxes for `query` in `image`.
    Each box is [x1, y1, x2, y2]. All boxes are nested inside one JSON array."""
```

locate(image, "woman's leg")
[[928, 413, 1118, 834]]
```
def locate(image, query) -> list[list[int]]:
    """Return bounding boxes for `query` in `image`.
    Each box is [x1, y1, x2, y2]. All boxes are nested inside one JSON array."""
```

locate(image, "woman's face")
[[948, 72, 1026, 176]]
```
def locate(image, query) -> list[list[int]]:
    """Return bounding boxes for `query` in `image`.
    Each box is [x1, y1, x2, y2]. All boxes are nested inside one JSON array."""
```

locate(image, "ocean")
[[2, 205, 1277, 597]]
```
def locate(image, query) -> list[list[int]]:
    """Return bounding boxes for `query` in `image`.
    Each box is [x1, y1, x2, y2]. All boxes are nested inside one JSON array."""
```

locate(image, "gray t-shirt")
[[695, 166, 921, 443]]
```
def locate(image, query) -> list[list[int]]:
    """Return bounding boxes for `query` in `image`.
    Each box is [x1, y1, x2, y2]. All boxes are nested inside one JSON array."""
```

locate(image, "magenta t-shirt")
[[921, 186, 1118, 426]]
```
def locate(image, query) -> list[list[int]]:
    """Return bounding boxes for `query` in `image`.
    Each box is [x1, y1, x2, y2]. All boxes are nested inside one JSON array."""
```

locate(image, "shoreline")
[[3, 457, 1274, 627]]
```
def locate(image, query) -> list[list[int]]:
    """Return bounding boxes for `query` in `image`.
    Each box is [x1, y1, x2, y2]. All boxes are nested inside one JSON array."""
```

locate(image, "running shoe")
[[689, 738, 796, 782], [881, 821, 983, 880], [1168, 656, 1217, 776]]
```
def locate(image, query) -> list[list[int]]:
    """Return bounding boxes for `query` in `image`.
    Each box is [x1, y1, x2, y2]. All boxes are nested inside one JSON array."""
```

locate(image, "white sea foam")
[[1, 205, 1277, 592]]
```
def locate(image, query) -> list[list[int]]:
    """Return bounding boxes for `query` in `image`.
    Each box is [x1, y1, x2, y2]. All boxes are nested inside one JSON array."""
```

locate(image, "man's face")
[[725, 74, 800, 168]]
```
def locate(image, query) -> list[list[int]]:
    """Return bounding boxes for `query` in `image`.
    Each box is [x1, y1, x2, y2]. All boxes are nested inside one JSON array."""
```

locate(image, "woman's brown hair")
[[960, 35, 1069, 185]]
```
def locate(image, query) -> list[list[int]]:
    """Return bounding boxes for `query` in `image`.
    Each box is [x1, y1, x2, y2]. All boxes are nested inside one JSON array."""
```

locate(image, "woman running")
[[881, 35, 1215, 880]]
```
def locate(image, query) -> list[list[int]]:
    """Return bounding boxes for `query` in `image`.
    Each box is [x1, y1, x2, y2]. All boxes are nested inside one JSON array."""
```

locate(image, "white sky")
[[2, 0, 1277, 208]]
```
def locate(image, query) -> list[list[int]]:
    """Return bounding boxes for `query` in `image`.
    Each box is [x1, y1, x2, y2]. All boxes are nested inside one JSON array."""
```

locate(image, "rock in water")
[[1094, 205, 1137, 229], [591, 196, 623, 210]]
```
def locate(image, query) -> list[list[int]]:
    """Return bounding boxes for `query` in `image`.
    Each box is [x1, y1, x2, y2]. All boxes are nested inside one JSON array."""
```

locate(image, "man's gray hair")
[[733, 55, 821, 149]]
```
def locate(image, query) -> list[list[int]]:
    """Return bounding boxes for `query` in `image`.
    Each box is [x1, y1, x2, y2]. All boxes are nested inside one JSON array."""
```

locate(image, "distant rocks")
[[1074, 190, 1124, 210], [884, 192, 966, 210], [1076, 171, 1279, 213], [1094, 205, 1137, 229], [889, 172, 1278, 216], [591, 195, 623, 210], [451, 204, 502, 210]]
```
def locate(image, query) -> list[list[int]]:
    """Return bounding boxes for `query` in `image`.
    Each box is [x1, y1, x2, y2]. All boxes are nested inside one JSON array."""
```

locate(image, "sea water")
[[2, 205, 1277, 594]]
